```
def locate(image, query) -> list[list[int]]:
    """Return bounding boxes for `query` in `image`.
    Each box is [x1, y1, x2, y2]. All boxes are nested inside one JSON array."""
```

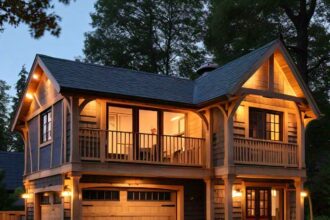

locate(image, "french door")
[[246, 188, 271, 220]]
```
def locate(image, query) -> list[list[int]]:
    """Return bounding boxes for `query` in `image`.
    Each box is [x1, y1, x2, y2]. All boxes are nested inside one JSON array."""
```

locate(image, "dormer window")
[[41, 109, 52, 143], [249, 108, 282, 141]]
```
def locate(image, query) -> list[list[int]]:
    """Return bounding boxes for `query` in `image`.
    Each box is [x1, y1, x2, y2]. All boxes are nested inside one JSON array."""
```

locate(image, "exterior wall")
[[212, 108, 225, 167]]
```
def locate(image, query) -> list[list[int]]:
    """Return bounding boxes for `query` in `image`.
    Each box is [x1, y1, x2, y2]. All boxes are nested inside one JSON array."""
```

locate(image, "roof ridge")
[[37, 54, 194, 83]]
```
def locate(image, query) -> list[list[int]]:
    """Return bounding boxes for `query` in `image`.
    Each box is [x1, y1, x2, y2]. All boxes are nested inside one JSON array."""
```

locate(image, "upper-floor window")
[[249, 108, 282, 141], [41, 109, 52, 143]]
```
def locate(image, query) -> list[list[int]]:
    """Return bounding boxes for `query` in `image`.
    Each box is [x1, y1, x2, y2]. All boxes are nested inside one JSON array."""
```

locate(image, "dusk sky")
[[0, 1, 96, 96]]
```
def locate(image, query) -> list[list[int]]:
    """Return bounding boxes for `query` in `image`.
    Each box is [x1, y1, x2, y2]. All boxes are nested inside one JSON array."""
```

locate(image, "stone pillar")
[[295, 178, 305, 220], [71, 175, 82, 220], [223, 175, 235, 220]]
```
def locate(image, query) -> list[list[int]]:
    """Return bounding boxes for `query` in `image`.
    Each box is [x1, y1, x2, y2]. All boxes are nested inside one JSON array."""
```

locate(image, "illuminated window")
[[249, 108, 282, 141], [163, 112, 185, 136], [41, 109, 52, 143]]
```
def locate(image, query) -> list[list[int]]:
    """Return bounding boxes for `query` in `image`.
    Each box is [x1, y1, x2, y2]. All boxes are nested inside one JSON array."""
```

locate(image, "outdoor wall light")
[[32, 74, 40, 80], [61, 188, 72, 197], [232, 189, 242, 198], [25, 93, 33, 100], [300, 191, 308, 198], [21, 193, 32, 199], [271, 189, 277, 197]]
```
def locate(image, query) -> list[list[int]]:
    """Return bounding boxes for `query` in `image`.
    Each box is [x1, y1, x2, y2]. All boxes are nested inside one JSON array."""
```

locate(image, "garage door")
[[82, 189, 177, 220]]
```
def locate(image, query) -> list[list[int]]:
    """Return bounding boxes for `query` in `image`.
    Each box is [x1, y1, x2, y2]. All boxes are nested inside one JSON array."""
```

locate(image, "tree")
[[0, 0, 72, 38], [205, 0, 330, 85], [8, 66, 28, 152], [84, 0, 207, 78], [0, 80, 10, 152]]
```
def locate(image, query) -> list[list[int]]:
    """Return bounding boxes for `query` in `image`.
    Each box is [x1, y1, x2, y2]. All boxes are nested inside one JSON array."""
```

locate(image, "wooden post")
[[70, 97, 80, 163], [268, 54, 274, 92], [100, 101, 106, 162], [203, 109, 212, 169], [71, 175, 82, 220], [223, 175, 235, 220], [205, 178, 214, 220], [295, 178, 305, 220], [297, 111, 305, 169], [34, 193, 41, 220]]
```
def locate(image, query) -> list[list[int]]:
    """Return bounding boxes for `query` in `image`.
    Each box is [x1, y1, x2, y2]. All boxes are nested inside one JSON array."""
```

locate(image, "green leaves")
[[84, 0, 208, 78], [0, 0, 73, 38]]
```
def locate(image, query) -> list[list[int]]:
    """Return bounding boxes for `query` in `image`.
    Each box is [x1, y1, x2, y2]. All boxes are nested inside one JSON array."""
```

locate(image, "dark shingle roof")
[[0, 152, 24, 190], [37, 40, 279, 105], [39, 56, 195, 104]]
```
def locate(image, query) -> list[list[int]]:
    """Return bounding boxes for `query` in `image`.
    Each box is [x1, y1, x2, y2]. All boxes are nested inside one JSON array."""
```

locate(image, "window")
[[40, 193, 50, 204], [41, 109, 52, 143], [53, 192, 62, 204], [249, 108, 282, 141], [127, 191, 171, 201], [82, 190, 120, 201], [163, 112, 185, 136], [246, 188, 271, 218]]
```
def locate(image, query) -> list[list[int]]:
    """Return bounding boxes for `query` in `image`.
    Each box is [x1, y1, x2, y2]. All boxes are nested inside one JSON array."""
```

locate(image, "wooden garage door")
[[82, 189, 177, 220]]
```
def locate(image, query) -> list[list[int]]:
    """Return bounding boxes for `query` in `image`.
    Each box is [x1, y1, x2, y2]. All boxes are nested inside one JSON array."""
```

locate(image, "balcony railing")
[[234, 137, 298, 167], [79, 128, 204, 166]]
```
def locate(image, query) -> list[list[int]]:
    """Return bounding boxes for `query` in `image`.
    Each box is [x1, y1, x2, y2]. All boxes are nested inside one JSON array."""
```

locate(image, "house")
[[12, 39, 321, 220]]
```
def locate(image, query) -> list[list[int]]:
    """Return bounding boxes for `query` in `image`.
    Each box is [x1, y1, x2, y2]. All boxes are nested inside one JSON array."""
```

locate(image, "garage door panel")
[[82, 189, 177, 220]]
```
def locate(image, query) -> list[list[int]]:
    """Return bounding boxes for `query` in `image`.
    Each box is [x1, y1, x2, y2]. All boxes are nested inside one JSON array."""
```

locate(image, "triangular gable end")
[[11, 56, 61, 131], [237, 41, 320, 118]]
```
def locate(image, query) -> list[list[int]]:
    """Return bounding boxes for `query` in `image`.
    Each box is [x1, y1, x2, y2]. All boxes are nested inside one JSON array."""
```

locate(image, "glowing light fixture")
[[32, 74, 40, 80], [22, 193, 32, 199], [232, 189, 242, 198], [271, 189, 277, 197], [25, 93, 33, 100], [300, 191, 308, 198], [61, 189, 72, 197], [170, 116, 181, 121]]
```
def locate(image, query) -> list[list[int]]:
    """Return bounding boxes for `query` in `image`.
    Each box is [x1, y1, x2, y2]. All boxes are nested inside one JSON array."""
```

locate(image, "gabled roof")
[[38, 55, 195, 105], [12, 39, 320, 131], [0, 152, 24, 190], [37, 40, 280, 106]]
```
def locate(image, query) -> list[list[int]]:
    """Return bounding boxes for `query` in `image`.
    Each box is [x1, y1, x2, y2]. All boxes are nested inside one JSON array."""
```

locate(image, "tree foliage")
[[84, 0, 208, 78], [0, 80, 10, 151], [8, 66, 28, 152], [0, 0, 72, 38]]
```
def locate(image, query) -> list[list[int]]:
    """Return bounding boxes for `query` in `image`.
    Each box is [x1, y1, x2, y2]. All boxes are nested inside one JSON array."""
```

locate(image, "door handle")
[[161, 204, 175, 207]]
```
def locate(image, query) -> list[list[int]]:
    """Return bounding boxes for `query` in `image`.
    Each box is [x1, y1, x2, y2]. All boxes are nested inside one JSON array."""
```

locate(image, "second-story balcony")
[[233, 137, 298, 167], [79, 128, 205, 166]]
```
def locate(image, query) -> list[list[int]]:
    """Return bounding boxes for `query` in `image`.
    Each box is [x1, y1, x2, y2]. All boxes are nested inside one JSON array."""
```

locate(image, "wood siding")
[[28, 117, 39, 172], [39, 144, 51, 170], [212, 108, 225, 166]]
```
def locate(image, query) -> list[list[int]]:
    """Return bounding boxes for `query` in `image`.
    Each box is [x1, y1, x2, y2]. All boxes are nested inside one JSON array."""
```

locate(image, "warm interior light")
[[300, 191, 308, 198], [232, 189, 242, 198], [32, 74, 40, 80], [22, 193, 32, 199], [25, 93, 33, 100], [170, 116, 182, 121], [61, 189, 72, 197], [271, 189, 277, 197]]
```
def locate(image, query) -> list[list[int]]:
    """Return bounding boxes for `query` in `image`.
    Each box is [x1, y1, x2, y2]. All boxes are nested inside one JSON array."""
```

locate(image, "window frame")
[[249, 107, 283, 141], [40, 108, 52, 144]]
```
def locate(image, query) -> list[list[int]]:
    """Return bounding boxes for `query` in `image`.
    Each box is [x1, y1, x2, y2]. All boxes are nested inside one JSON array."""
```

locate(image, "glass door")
[[246, 188, 271, 220], [108, 106, 133, 159]]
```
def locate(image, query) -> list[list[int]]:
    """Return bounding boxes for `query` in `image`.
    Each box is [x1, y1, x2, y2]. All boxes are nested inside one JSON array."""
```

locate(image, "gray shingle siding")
[[37, 40, 279, 106]]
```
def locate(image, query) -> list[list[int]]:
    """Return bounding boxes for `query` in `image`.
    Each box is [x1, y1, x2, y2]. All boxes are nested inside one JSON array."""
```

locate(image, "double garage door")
[[82, 189, 177, 220]]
